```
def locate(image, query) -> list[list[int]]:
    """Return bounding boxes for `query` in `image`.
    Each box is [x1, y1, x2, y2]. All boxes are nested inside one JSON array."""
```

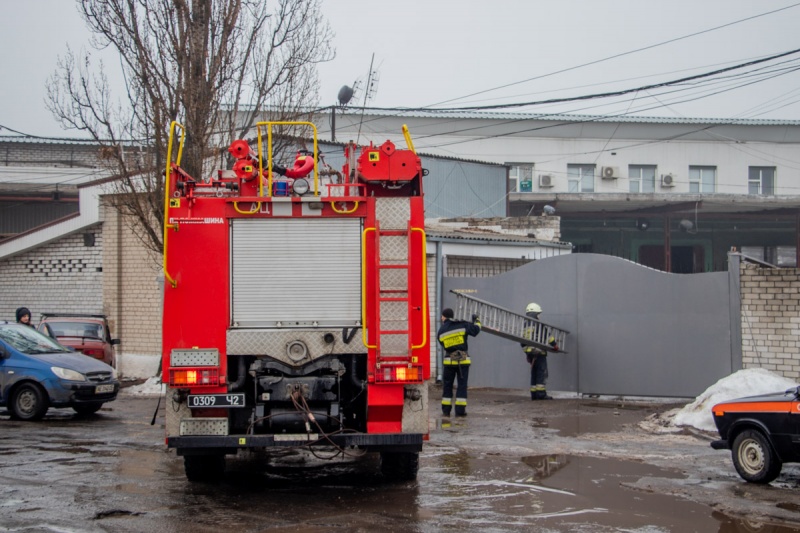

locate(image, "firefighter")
[[15, 307, 34, 328], [437, 308, 481, 417], [522, 302, 559, 400]]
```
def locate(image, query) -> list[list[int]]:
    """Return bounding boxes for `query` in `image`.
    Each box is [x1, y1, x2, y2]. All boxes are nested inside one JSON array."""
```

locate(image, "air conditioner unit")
[[601, 166, 618, 179], [661, 173, 675, 187], [539, 174, 554, 188]]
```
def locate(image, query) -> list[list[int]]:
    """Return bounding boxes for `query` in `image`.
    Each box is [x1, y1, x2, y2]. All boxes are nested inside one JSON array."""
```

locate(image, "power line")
[[386, 49, 800, 113], [385, 61, 800, 154], [426, 2, 800, 108], [318, 52, 800, 150]]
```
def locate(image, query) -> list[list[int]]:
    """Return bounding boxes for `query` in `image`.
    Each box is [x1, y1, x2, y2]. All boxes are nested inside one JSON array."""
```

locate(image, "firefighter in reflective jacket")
[[522, 302, 559, 400], [437, 308, 481, 417]]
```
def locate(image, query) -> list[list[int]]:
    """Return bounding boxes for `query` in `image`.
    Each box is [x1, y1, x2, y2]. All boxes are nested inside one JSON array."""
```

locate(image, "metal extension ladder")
[[450, 290, 569, 353]]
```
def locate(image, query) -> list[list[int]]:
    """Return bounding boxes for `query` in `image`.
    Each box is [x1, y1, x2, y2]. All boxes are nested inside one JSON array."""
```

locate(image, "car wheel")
[[10, 383, 49, 421], [73, 403, 103, 415], [731, 429, 783, 484]]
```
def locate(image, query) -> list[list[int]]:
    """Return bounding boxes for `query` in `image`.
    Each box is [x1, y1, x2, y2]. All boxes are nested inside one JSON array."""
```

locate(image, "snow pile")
[[121, 376, 165, 397], [670, 368, 798, 432]]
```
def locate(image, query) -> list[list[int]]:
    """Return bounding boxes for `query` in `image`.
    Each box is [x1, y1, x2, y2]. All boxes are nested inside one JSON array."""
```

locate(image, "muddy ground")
[[0, 386, 798, 532], [432, 387, 800, 532]]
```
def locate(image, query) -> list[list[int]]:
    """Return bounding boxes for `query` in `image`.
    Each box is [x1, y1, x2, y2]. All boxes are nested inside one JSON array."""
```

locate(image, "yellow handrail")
[[402, 124, 416, 154], [361, 227, 429, 351], [163, 121, 185, 288], [361, 227, 377, 349], [330, 201, 360, 214], [257, 121, 320, 197], [233, 202, 260, 215], [411, 228, 428, 350]]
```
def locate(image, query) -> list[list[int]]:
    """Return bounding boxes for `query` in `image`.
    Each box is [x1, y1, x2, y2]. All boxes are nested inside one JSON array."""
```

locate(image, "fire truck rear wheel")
[[184, 454, 226, 482], [380, 451, 419, 482]]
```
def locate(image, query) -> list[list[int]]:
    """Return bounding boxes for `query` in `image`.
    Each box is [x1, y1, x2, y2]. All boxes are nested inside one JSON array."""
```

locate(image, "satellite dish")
[[679, 219, 694, 232], [337, 85, 354, 106], [636, 218, 650, 231], [542, 205, 556, 216]]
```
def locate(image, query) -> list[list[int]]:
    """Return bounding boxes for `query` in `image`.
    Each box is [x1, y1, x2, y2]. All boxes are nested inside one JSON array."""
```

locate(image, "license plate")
[[95, 384, 115, 394], [187, 393, 245, 408]]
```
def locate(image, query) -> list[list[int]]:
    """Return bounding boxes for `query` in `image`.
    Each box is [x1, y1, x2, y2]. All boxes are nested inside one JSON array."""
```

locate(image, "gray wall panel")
[[317, 142, 507, 218], [441, 254, 736, 398], [420, 157, 506, 218]]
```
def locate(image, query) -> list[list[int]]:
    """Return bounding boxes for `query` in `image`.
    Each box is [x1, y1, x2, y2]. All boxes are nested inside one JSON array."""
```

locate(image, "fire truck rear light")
[[374, 365, 422, 383], [169, 367, 220, 387]]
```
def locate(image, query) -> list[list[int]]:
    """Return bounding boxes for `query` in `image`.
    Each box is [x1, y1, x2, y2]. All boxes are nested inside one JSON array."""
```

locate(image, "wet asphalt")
[[0, 386, 799, 532]]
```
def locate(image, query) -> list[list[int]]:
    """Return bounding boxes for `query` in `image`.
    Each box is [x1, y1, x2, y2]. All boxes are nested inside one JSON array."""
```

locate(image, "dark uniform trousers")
[[526, 349, 549, 399], [438, 318, 481, 416], [523, 328, 558, 400], [441, 353, 470, 416]]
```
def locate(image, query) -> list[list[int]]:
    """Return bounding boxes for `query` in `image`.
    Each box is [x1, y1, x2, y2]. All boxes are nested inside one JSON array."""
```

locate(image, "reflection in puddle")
[[521, 454, 570, 481]]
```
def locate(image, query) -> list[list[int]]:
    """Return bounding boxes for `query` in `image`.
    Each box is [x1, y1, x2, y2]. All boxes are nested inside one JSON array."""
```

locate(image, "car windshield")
[[0, 324, 72, 354], [45, 321, 104, 340]]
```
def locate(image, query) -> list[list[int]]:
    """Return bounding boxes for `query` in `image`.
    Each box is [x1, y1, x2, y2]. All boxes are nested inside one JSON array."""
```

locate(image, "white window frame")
[[689, 166, 716, 193], [507, 163, 534, 192], [748, 166, 775, 195], [629, 165, 656, 193], [567, 164, 595, 193]]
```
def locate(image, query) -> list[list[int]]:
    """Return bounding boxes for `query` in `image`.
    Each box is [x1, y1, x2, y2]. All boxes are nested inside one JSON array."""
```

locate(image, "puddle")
[[713, 511, 800, 533], [538, 406, 652, 438], [777, 502, 800, 513], [423, 452, 800, 532]]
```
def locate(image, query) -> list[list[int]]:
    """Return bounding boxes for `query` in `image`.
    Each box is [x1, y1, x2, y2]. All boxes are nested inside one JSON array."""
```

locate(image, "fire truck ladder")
[[366, 198, 425, 376], [450, 290, 569, 353], [372, 221, 413, 366]]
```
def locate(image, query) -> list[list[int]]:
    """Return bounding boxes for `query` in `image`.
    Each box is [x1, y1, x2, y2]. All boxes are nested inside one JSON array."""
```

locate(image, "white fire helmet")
[[526, 302, 542, 314]]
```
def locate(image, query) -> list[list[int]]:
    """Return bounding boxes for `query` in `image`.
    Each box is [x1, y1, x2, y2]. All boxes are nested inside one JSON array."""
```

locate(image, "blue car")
[[0, 321, 119, 420]]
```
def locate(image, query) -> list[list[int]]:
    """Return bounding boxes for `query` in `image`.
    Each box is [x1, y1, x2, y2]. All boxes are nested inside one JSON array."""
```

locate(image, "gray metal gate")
[[441, 253, 739, 398]]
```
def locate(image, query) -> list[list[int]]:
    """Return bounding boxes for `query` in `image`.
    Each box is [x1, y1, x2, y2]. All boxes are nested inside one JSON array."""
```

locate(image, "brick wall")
[[101, 199, 163, 377], [0, 229, 103, 322], [739, 262, 800, 380]]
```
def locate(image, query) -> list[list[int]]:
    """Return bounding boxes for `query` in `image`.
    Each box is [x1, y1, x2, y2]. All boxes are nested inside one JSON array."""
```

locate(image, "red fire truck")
[[161, 121, 430, 482]]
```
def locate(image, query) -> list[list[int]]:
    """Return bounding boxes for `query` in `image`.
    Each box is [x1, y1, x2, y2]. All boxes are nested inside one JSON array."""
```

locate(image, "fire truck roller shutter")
[[231, 218, 362, 327]]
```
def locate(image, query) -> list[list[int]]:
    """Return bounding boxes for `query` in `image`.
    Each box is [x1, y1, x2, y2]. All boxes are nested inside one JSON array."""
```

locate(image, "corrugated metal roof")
[[347, 108, 800, 127], [0, 135, 143, 147], [425, 219, 570, 248]]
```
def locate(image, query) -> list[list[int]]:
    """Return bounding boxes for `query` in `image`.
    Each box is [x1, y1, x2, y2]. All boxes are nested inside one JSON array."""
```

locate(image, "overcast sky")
[[2, 1, 800, 139]]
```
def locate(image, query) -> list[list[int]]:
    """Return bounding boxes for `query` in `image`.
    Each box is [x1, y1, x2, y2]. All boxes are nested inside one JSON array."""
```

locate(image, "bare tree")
[[47, 0, 334, 255]]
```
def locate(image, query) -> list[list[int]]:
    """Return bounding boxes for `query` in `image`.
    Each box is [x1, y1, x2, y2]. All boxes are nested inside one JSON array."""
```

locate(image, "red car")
[[711, 385, 800, 484], [38, 314, 120, 367]]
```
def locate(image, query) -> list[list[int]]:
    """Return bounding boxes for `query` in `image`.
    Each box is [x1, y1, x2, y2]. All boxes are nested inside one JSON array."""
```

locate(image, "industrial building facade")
[[323, 110, 800, 273]]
